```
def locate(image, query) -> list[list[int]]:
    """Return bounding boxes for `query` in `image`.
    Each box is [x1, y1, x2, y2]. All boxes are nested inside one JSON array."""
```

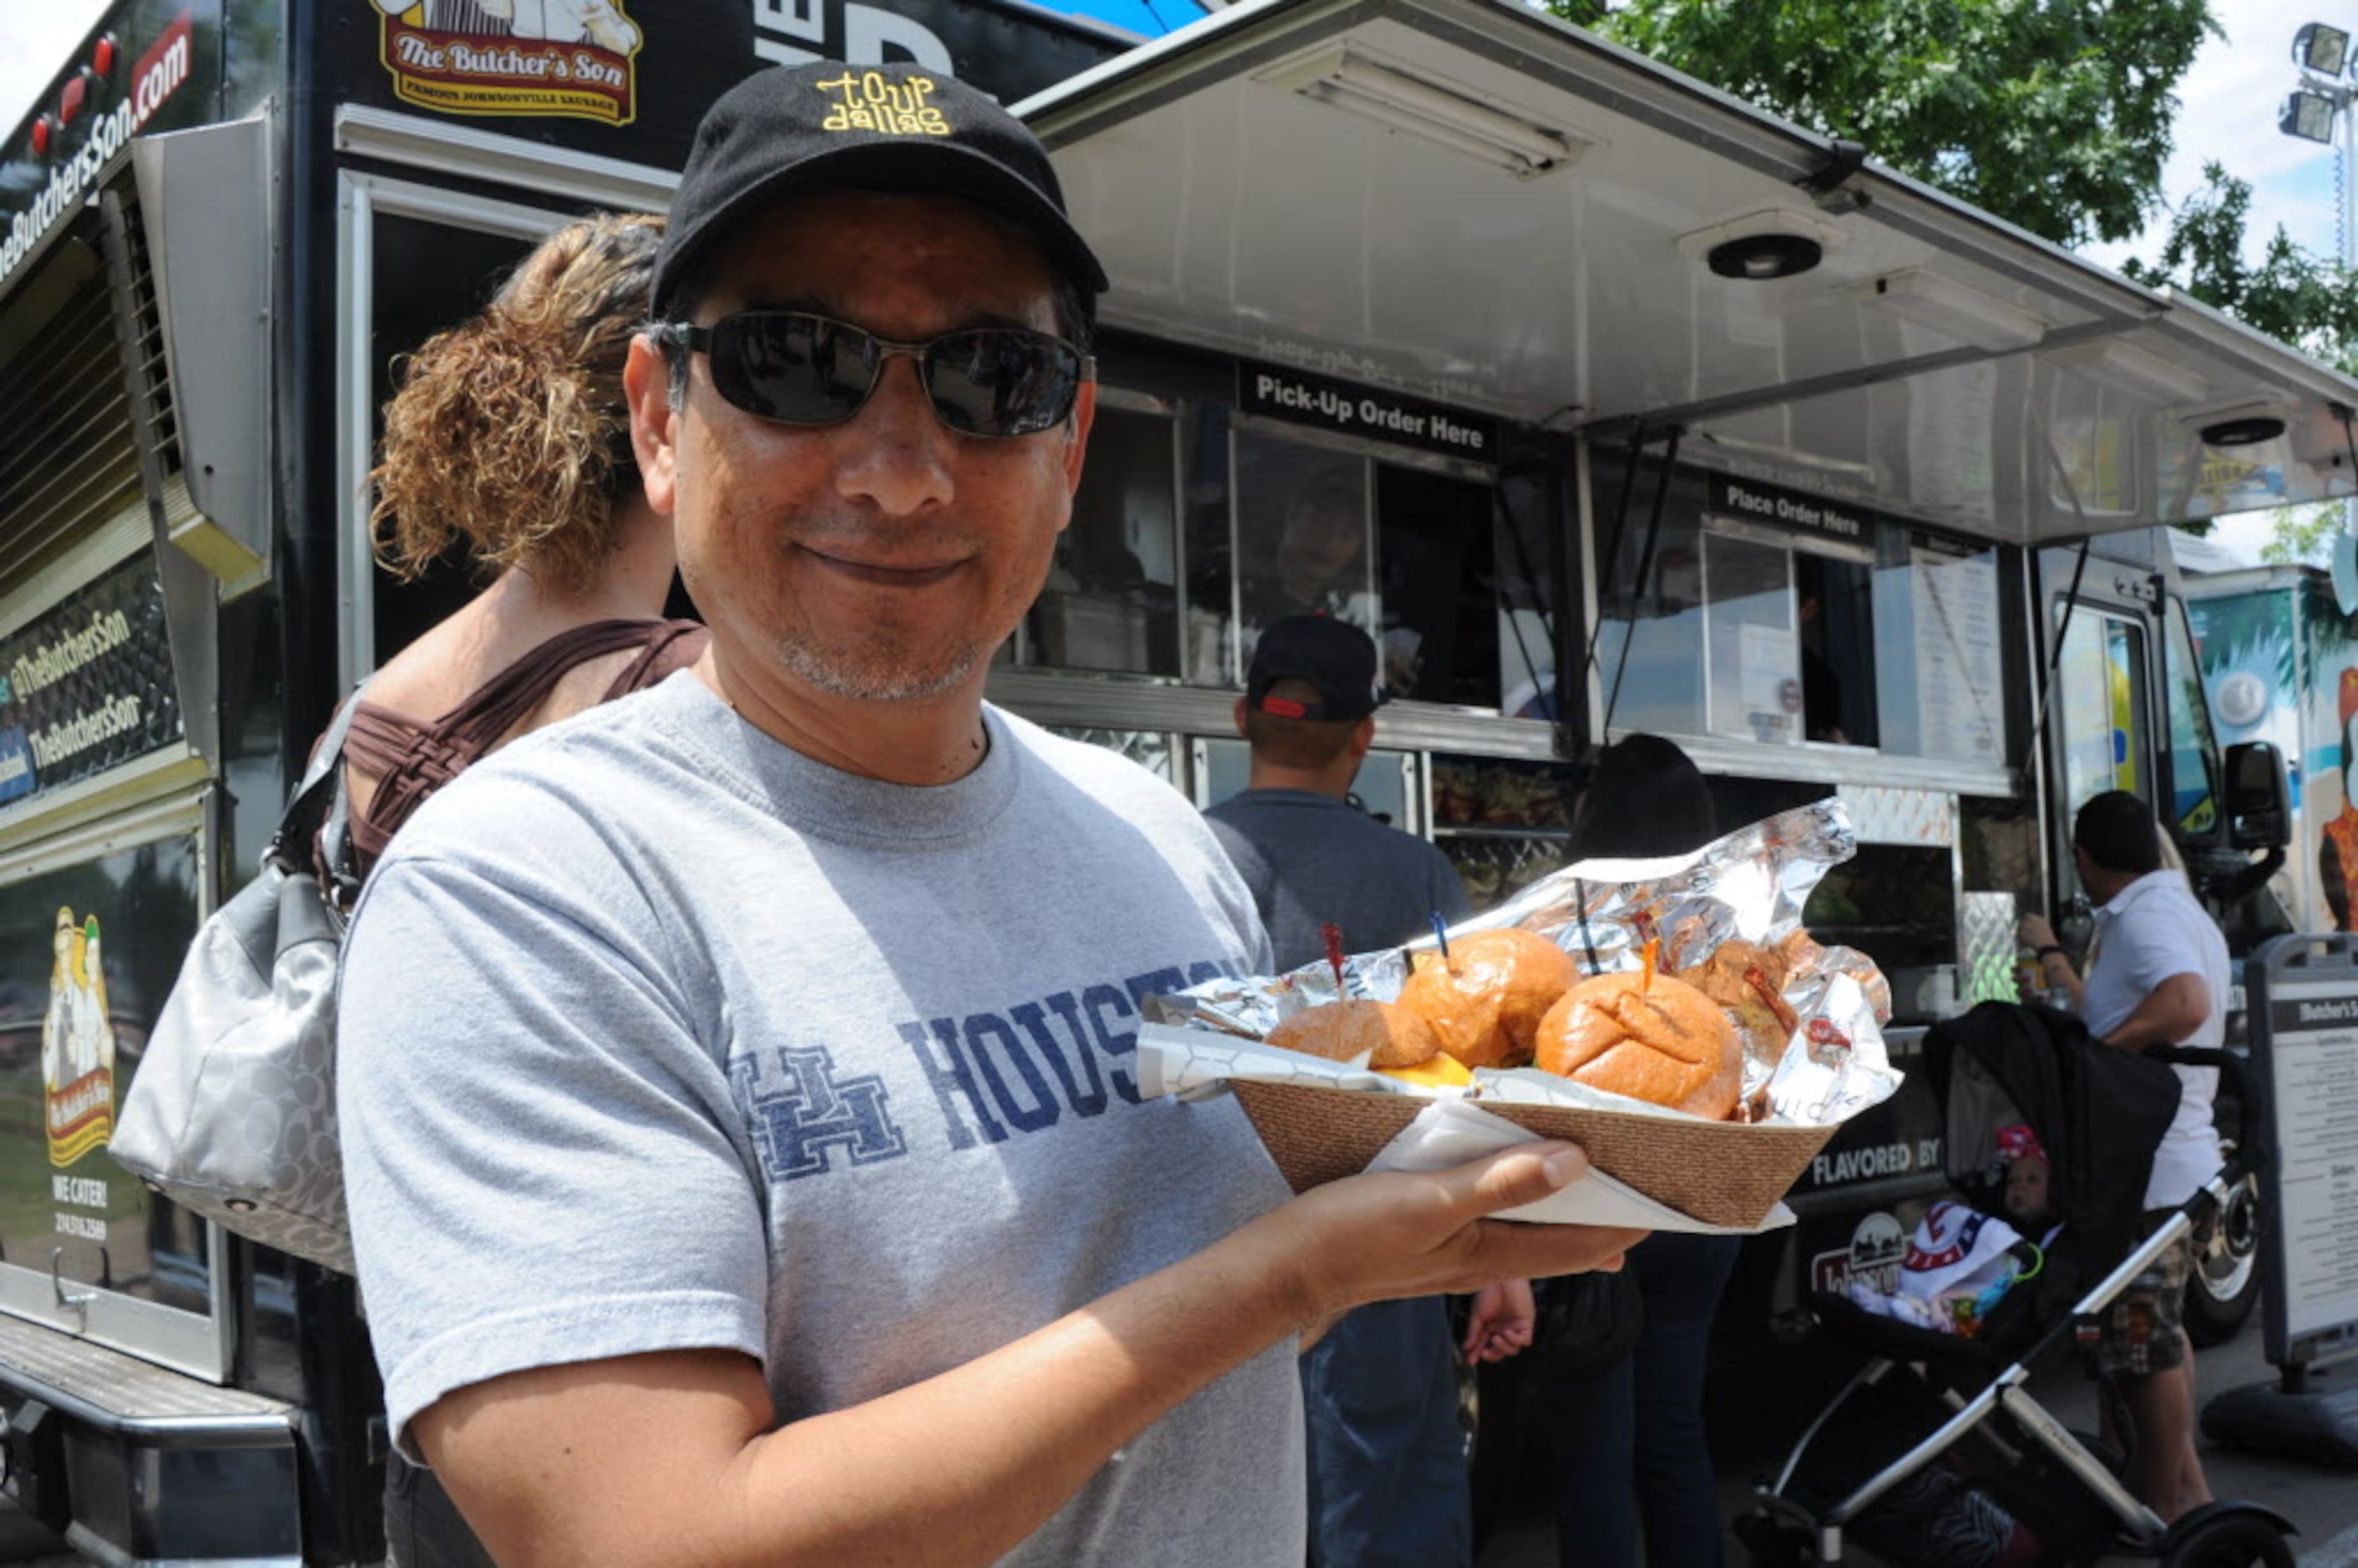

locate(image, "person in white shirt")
[[2020, 789, 2225, 1523]]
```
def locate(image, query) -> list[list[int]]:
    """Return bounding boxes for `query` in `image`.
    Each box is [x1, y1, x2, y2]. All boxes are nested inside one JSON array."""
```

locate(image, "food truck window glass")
[[365, 215, 543, 662], [0, 835, 206, 1318], [1703, 521, 1799, 745], [2056, 609, 2152, 814], [1200, 737, 1414, 832], [1794, 550, 1877, 746], [1231, 434, 1378, 668], [1594, 507, 1707, 737], [1430, 756, 1579, 911], [1871, 535, 2005, 764], [1494, 466, 1561, 721], [1182, 402, 1238, 685], [1025, 408, 1181, 677], [1375, 465, 1500, 708], [2162, 600, 2222, 837]]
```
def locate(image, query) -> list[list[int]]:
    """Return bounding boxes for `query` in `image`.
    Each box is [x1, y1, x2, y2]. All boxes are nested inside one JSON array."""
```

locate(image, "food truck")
[[2183, 557, 2358, 943], [0, 0, 2345, 1557]]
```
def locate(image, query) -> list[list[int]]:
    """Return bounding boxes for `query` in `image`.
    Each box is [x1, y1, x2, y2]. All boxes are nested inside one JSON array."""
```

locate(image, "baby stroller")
[[1733, 1001, 2295, 1568]]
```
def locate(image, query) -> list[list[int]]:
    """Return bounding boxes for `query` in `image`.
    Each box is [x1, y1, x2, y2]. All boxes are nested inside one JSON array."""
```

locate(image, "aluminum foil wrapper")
[[1155, 799, 1900, 1128]]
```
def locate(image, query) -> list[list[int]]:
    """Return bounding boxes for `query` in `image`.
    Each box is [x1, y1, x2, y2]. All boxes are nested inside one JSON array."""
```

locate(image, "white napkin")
[[1364, 1097, 1794, 1234]]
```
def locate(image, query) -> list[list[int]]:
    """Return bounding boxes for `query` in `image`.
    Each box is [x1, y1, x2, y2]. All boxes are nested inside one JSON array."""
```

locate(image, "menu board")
[[1909, 539, 2003, 764], [2259, 984, 2358, 1350]]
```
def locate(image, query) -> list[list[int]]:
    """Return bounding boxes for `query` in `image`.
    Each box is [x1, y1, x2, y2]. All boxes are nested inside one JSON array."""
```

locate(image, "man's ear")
[[624, 335, 681, 517], [1347, 716, 1377, 764], [1232, 696, 1251, 740], [1060, 381, 1098, 503]]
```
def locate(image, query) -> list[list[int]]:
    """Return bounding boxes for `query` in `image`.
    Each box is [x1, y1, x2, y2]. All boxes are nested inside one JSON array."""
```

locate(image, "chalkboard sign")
[[2246, 933, 2358, 1372]]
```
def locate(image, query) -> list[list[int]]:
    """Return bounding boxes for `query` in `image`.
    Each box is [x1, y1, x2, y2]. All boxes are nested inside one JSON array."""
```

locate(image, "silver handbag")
[[110, 696, 366, 1273]]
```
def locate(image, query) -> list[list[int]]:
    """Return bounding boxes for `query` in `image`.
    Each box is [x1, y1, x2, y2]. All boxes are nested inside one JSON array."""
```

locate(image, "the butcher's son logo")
[[372, 1, 641, 124], [43, 909, 116, 1169]]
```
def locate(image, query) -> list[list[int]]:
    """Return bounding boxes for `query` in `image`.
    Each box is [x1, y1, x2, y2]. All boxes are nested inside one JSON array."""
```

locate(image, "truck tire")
[[2183, 1171, 2261, 1348]]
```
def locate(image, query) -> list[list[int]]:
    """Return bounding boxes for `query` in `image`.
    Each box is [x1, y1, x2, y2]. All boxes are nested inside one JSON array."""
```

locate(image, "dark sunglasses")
[[656, 311, 1090, 438]]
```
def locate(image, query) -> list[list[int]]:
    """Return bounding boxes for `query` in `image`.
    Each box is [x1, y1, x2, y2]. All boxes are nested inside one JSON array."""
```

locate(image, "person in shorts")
[[2021, 790, 2224, 1521]]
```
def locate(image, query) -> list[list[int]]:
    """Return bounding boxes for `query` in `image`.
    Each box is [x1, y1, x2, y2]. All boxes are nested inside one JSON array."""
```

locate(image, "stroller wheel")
[[2158, 1515, 2295, 1568], [1732, 1509, 1814, 1567]]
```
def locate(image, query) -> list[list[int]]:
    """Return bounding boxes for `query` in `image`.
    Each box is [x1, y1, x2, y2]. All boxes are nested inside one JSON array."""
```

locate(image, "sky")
[[0, 0, 2347, 560]]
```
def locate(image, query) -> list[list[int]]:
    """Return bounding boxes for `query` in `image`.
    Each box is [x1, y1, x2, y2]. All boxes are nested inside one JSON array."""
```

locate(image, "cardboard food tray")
[[1228, 1079, 1838, 1230]]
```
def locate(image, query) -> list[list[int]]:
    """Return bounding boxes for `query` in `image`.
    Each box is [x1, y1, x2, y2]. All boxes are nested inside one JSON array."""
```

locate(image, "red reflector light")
[[30, 115, 53, 158], [92, 36, 118, 78], [60, 75, 88, 125]]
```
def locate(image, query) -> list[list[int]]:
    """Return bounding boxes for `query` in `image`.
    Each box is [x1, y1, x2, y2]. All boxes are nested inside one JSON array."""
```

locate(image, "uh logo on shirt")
[[732, 959, 1241, 1184]]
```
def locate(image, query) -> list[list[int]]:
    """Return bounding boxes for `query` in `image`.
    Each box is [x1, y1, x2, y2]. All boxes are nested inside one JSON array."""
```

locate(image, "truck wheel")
[[2183, 1171, 2261, 1348]]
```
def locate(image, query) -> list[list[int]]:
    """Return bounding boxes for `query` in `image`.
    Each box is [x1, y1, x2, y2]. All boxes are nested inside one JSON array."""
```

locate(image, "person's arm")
[[419, 1146, 1638, 1568], [2016, 913, 2084, 1012], [2093, 971, 2210, 1054]]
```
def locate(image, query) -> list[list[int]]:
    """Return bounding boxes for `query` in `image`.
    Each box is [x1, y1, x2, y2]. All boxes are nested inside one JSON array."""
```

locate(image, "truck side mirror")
[[2223, 741, 2290, 851]]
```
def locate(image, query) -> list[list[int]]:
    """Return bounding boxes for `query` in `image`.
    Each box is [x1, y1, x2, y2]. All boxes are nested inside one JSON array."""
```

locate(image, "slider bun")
[[1534, 971, 1744, 1120], [1672, 939, 1780, 1008], [1266, 999, 1438, 1067], [1395, 928, 1580, 1070]]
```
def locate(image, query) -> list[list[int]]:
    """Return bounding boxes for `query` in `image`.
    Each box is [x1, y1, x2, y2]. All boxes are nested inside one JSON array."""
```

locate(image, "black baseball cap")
[[1246, 615, 1387, 722], [653, 62, 1109, 318]]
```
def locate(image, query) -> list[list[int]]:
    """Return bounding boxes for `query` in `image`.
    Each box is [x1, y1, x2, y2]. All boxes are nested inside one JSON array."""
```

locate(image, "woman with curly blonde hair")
[[347, 213, 704, 1568], [343, 210, 704, 881]]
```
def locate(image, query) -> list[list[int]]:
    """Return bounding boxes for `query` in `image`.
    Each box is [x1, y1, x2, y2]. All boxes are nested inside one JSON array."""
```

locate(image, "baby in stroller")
[[1999, 1124, 2052, 1236], [1734, 1002, 2294, 1568], [1846, 1123, 2057, 1340]]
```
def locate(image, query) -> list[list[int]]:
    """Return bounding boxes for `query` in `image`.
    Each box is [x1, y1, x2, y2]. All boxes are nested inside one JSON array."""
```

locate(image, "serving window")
[[1004, 362, 1548, 717], [1020, 404, 1184, 678], [1593, 465, 2005, 767]]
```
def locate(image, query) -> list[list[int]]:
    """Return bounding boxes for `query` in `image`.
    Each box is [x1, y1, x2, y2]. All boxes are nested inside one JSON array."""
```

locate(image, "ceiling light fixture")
[[1275, 49, 1582, 180], [1853, 269, 2048, 352], [1677, 208, 1846, 281], [2200, 414, 2289, 448], [2047, 339, 2211, 406], [1708, 234, 1822, 280], [2182, 397, 2296, 449]]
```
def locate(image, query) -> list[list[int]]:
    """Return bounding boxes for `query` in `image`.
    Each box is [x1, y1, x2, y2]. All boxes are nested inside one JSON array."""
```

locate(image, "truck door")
[[2044, 559, 2229, 921], [2055, 607, 2153, 811], [2045, 559, 2166, 928]]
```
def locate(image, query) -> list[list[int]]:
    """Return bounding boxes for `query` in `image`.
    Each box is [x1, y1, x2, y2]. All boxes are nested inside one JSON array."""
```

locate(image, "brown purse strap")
[[347, 620, 696, 867]]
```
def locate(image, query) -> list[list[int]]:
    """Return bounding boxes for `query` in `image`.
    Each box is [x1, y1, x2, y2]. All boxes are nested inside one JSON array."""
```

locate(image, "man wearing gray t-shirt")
[[338, 62, 1642, 1568], [1207, 615, 1524, 1568]]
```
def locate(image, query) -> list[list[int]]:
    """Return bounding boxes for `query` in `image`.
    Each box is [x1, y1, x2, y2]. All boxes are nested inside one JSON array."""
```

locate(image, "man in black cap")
[[339, 62, 1635, 1568], [1206, 614, 1518, 1568]]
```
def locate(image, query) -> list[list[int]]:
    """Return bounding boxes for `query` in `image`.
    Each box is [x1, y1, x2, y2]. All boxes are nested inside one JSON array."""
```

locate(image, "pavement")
[[1476, 1313, 2358, 1567]]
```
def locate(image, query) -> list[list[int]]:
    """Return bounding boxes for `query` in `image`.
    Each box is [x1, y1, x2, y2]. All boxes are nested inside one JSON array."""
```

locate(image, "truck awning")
[[1020, 0, 2358, 544]]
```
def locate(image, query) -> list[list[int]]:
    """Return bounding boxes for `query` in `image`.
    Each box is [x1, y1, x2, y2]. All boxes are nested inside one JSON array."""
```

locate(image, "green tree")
[[2123, 163, 2358, 354], [2256, 502, 2342, 567], [1555, 0, 2215, 250]]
